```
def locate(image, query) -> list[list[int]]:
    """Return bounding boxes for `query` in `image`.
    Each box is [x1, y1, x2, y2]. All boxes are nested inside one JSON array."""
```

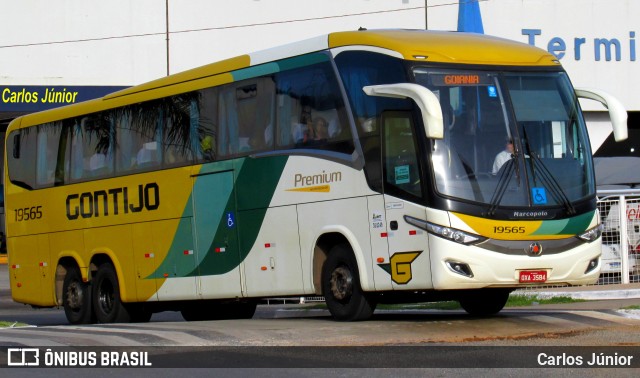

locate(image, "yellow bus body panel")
[[329, 30, 558, 66]]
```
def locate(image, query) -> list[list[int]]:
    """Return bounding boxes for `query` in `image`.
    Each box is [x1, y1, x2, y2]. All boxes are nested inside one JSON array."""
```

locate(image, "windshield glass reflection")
[[413, 69, 594, 208]]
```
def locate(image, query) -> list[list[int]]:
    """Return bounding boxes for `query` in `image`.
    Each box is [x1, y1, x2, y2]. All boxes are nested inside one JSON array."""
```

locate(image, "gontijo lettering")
[[66, 183, 159, 220]]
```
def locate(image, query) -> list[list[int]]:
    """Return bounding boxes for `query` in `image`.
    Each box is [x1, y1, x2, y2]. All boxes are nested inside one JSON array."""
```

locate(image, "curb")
[[0, 255, 6, 265], [516, 288, 640, 301]]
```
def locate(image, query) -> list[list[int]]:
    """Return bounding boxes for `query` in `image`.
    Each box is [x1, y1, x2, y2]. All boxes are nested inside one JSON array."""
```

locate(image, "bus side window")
[[76, 115, 113, 180], [162, 93, 199, 166], [114, 110, 136, 173], [36, 123, 66, 188], [274, 59, 351, 153], [195, 87, 218, 163], [214, 78, 275, 158], [217, 87, 239, 157], [7, 129, 37, 190]]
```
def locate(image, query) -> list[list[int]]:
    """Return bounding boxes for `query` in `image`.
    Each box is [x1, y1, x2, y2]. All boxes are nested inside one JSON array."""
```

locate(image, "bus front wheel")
[[459, 289, 511, 316], [62, 265, 93, 324], [92, 263, 131, 323], [322, 244, 376, 321]]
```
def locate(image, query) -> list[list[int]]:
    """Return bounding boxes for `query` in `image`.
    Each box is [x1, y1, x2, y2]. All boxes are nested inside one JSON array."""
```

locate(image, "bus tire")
[[92, 263, 131, 323], [459, 289, 510, 316], [322, 244, 376, 321], [62, 265, 93, 325]]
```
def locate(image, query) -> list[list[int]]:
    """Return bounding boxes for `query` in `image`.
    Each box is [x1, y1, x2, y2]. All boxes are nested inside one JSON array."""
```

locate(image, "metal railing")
[[596, 189, 640, 285]]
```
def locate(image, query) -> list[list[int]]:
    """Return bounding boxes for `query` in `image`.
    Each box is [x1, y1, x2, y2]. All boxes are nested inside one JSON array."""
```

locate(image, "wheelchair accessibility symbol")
[[532, 187, 547, 205], [226, 212, 235, 228]]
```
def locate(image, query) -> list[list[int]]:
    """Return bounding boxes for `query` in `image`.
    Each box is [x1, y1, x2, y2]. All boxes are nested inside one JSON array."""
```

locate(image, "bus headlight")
[[578, 224, 603, 242], [404, 216, 486, 245]]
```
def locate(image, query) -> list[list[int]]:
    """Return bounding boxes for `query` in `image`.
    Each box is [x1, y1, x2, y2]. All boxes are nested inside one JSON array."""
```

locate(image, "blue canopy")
[[457, 0, 485, 34]]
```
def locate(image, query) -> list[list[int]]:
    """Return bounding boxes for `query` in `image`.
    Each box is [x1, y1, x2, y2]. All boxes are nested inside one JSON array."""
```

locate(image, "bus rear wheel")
[[62, 265, 93, 324], [92, 263, 131, 323], [458, 289, 511, 316], [322, 244, 376, 321]]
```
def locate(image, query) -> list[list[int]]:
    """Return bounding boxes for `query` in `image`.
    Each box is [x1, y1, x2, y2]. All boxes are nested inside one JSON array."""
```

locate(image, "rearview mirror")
[[363, 83, 444, 139], [575, 88, 628, 142]]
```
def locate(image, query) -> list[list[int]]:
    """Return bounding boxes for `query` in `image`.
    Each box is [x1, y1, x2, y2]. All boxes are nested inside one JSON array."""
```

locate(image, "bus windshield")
[[413, 68, 595, 209]]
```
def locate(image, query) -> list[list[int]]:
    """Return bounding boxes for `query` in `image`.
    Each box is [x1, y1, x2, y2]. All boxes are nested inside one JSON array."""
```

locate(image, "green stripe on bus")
[[231, 53, 329, 82], [148, 156, 288, 279], [191, 155, 288, 276], [531, 211, 594, 236]]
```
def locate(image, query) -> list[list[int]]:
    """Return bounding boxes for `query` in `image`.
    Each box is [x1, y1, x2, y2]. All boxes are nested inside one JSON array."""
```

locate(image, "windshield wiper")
[[521, 127, 576, 215], [487, 155, 516, 217]]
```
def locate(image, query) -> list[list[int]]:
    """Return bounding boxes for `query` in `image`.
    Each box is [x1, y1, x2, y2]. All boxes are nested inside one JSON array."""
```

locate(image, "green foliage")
[[0, 321, 29, 328], [506, 294, 584, 307]]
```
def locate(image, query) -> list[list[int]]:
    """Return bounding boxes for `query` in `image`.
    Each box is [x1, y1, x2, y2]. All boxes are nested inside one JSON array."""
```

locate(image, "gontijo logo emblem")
[[377, 251, 422, 284]]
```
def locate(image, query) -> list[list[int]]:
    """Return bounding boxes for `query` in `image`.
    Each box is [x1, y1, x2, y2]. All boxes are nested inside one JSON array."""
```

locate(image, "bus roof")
[[11, 29, 559, 129], [110, 30, 558, 99]]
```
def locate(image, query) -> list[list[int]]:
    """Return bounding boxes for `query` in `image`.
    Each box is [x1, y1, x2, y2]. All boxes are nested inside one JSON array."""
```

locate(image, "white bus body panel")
[[241, 205, 305, 297], [429, 235, 601, 289]]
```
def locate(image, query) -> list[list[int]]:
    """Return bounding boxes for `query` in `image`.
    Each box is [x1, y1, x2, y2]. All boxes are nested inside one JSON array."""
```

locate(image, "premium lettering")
[[294, 171, 342, 187], [66, 183, 159, 220]]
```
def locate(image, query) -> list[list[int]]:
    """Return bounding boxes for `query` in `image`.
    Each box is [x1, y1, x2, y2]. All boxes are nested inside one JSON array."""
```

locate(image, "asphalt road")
[[2, 264, 640, 376]]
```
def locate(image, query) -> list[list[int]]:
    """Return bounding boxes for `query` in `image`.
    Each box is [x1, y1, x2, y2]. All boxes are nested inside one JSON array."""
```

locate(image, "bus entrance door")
[[192, 170, 243, 299], [381, 112, 433, 290]]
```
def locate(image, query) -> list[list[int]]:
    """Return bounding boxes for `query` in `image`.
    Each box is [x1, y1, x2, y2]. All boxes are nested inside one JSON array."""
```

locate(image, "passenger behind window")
[[292, 122, 307, 144], [136, 141, 160, 167], [294, 105, 313, 146], [89, 151, 107, 171], [296, 114, 330, 147], [492, 138, 514, 175], [200, 135, 215, 161], [88, 149, 112, 177], [310, 116, 329, 144]]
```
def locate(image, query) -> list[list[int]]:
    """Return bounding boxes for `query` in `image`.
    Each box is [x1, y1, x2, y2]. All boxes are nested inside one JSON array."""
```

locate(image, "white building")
[[427, 0, 639, 157], [1, 1, 636, 152], [0, 1, 637, 225]]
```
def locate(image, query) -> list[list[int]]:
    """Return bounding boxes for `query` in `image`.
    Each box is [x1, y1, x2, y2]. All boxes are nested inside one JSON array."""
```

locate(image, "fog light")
[[584, 257, 599, 274], [446, 261, 474, 278]]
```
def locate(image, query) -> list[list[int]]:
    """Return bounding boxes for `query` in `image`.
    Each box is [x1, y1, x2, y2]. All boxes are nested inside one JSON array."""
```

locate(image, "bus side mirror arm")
[[575, 87, 628, 142], [363, 83, 444, 139]]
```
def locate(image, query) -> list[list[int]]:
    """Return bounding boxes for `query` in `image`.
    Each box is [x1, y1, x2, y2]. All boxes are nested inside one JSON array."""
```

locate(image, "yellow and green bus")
[[4, 30, 627, 323]]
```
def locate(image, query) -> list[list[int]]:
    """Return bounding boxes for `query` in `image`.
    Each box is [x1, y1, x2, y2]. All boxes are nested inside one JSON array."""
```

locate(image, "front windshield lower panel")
[[413, 68, 595, 213]]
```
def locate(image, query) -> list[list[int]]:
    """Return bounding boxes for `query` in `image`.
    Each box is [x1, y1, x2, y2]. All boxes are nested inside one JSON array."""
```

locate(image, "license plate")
[[519, 270, 547, 283]]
